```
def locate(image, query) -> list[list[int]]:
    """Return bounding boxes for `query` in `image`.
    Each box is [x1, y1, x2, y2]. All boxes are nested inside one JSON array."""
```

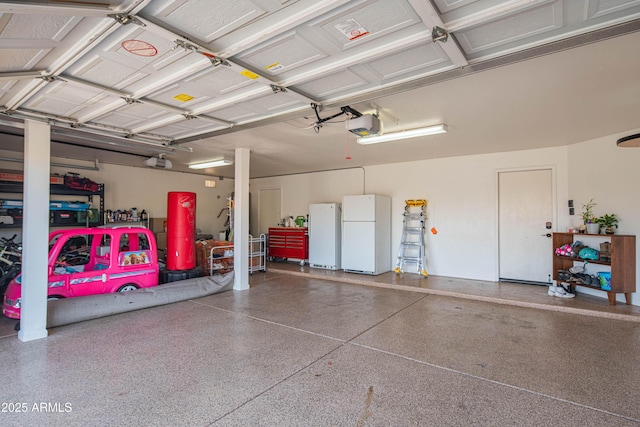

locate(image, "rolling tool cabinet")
[[268, 227, 308, 266]]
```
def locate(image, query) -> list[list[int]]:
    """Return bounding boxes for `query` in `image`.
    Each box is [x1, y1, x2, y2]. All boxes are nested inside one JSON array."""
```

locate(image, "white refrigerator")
[[342, 194, 391, 275], [308, 203, 342, 270]]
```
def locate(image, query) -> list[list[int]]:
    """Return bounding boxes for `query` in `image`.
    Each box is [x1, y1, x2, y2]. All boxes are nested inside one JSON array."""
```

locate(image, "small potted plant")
[[581, 199, 600, 234], [595, 214, 619, 235]]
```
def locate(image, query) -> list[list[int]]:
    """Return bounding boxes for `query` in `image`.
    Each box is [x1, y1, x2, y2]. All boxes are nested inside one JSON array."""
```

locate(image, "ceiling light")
[[188, 158, 233, 169], [357, 124, 447, 145], [617, 133, 640, 147]]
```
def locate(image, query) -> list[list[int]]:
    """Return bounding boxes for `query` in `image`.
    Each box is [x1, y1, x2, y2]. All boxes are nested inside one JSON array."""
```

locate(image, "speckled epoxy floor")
[[0, 267, 639, 426]]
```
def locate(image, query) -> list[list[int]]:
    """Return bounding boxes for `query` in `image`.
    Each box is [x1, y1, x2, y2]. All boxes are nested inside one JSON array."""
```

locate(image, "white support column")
[[233, 148, 250, 291], [18, 120, 50, 342]]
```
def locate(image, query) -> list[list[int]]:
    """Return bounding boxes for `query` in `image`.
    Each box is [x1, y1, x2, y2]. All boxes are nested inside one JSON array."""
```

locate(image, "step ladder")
[[394, 199, 428, 277]]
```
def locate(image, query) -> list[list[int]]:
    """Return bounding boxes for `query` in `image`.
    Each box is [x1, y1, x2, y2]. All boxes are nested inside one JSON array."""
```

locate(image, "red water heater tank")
[[166, 191, 196, 271]]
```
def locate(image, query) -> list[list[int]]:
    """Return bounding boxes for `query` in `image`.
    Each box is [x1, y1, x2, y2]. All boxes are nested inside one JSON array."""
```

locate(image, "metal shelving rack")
[[208, 243, 234, 275], [0, 182, 104, 228], [208, 234, 267, 276], [249, 234, 266, 274]]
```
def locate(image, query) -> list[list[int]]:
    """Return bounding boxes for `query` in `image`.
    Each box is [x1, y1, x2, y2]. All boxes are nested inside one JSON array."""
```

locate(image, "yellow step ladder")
[[394, 199, 428, 277]]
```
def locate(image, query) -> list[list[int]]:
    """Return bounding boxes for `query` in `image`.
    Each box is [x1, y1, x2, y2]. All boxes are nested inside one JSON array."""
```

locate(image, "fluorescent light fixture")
[[188, 158, 233, 169], [357, 124, 447, 145]]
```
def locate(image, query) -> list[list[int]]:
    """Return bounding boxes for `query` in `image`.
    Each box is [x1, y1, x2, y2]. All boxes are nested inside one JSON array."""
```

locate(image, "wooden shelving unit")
[[552, 232, 636, 305]]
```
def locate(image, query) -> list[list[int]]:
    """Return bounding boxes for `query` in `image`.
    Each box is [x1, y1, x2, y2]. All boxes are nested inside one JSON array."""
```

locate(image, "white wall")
[[247, 130, 640, 306], [248, 147, 571, 280], [80, 163, 234, 236], [567, 127, 640, 304], [249, 168, 365, 233], [0, 153, 234, 239], [568, 128, 640, 234], [366, 147, 570, 281]]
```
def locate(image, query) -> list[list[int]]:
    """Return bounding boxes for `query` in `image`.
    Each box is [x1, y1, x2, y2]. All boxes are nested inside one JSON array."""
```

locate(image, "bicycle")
[[0, 234, 22, 296]]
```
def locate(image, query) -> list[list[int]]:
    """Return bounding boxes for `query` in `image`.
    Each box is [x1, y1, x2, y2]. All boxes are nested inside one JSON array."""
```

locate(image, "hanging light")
[[357, 124, 447, 145], [188, 158, 233, 169]]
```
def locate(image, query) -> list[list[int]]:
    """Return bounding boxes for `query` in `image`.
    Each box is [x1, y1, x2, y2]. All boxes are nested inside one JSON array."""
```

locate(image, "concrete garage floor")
[[0, 263, 639, 426]]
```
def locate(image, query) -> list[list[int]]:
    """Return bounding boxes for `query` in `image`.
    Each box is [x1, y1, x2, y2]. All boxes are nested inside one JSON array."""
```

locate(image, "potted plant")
[[581, 199, 600, 234], [595, 214, 619, 235]]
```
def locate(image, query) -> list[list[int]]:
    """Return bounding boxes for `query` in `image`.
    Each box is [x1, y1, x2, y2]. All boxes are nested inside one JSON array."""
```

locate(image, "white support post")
[[233, 148, 250, 290], [18, 120, 50, 342]]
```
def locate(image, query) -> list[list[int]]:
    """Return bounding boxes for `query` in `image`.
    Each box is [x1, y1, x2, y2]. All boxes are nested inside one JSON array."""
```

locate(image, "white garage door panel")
[[234, 31, 329, 76], [312, 0, 420, 50], [96, 104, 173, 129], [140, 0, 291, 43], [1, 13, 77, 42], [21, 81, 114, 117], [456, 3, 563, 55], [149, 119, 229, 139], [181, 67, 256, 96], [368, 43, 450, 81], [296, 68, 370, 99]]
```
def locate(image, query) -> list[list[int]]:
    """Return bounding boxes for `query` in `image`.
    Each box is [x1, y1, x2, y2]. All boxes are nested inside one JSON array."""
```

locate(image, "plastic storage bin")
[[598, 271, 612, 291]]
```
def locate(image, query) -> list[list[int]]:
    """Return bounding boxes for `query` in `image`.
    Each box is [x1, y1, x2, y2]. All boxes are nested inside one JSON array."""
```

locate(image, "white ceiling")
[[0, 0, 639, 178]]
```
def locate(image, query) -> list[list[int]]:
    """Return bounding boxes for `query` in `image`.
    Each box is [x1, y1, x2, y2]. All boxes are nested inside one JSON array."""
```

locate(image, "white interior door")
[[259, 188, 281, 235], [499, 169, 553, 284]]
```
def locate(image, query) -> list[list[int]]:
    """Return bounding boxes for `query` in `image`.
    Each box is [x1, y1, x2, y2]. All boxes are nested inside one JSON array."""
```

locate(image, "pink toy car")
[[3, 227, 159, 319]]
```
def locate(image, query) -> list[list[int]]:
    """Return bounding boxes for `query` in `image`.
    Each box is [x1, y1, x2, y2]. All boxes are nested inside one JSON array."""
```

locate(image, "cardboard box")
[[195, 239, 233, 275], [155, 232, 167, 250], [0, 169, 64, 185], [149, 217, 167, 233]]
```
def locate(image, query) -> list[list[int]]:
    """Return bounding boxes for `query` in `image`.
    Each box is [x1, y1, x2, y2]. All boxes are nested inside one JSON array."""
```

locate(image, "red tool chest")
[[268, 227, 308, 265]]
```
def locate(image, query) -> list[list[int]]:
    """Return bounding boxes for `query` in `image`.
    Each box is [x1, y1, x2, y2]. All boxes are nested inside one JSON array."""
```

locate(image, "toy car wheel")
[[118, 284, 139, 292], [48, 295, 64, 300]]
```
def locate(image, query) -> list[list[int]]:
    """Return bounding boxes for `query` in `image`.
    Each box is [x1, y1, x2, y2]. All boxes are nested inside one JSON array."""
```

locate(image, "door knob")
[[542, 233, 552, 238]]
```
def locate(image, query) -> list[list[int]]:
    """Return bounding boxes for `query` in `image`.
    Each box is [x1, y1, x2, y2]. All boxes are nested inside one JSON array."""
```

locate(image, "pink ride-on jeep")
[[3, 227, 159, 319]]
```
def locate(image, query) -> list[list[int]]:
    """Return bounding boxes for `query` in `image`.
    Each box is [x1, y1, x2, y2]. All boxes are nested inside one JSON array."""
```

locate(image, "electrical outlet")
[[568, 200, 573, 207], [569, 207, 574, 215]]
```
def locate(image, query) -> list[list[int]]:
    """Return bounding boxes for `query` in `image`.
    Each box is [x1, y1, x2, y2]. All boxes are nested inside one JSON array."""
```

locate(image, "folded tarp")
[[46, 273, 234, 328]]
